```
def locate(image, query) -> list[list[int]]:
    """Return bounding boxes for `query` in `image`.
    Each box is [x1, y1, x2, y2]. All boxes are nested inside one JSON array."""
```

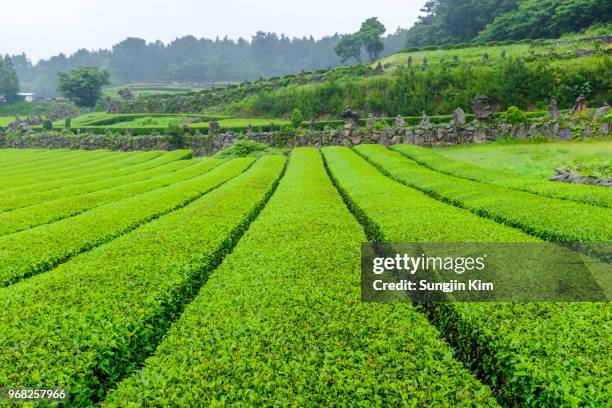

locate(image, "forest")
[[9, 29, 408, 98]]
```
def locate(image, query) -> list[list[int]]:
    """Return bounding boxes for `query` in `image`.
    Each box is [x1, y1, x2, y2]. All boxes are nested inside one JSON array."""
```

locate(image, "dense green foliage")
[[393, 144, 612, 207], [335, 17, 387, 63], [322, 146, 611, 406], [58, 67, 111, 107], [0, 151, 169, 209], [0, 143, 609, 405], [0, 158, 253, 286], [215, 139, 280, 158], [405, 0, 611, 46], [0, 55, 20, 103], [104, 148, 497, 406], [355, 144, 612, 245], [0, 155, 285, 405], [0, 156, 220, 236], [236, 54, 610, 117], [479, 0, 612, 41]]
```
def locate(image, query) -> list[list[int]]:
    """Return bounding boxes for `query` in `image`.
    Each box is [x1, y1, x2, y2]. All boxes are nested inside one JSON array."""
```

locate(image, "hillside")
[[111, 29, 611, 119]]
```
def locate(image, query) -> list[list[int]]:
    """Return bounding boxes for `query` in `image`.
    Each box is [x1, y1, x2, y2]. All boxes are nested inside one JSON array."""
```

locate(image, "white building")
[[18, 92, 34, 102]]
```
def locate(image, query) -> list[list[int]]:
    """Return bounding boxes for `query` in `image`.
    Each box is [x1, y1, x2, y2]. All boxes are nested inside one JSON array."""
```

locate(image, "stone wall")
[[191, 118, 611, 155], [1, 117, 610, 155]]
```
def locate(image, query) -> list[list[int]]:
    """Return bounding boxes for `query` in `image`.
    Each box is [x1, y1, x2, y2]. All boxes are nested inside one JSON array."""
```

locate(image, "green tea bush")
[[323, 146, 611, 406], [0, 156, 285, 405], [356, 145, 612, 245], [392, 144, 611, 208], [0, 157, 223, 237], [0, 158, 253, 286], [104, 148, 496, 407]]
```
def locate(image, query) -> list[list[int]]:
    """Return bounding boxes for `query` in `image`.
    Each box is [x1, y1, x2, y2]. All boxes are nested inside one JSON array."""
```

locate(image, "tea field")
[[0, 143, 610, 406]]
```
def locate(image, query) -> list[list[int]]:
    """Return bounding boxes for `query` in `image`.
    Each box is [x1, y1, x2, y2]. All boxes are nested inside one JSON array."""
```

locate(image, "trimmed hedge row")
[[0, 157, 254, 287], [0, 150, 192, 211], [322, 146, 612, 406], [355, 144, 612, 245], [0, 158, 224, 236], [391, 144, 612, 208], [0, 148, 64, 169], [0, 155, 286, 405], [0, 150, 165, 190], [0, 149, 128, 184], [103, 147, 497, 407]]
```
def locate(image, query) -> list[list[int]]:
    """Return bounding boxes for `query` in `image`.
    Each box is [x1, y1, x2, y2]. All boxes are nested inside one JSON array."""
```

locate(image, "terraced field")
[[0, 145, 609, 406]]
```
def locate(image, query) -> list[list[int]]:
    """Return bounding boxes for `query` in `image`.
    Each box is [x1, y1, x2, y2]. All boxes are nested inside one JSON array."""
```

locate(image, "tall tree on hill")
[[359, 17, 386, 61], [57, 67, 110, 108], [334, 17, 387, 63], [334, 34, 363, 63], [0, 55, 20, 103]]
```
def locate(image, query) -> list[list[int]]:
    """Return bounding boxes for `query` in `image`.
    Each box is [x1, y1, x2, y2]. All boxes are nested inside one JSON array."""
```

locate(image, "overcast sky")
[[1, 0, 422, 63]]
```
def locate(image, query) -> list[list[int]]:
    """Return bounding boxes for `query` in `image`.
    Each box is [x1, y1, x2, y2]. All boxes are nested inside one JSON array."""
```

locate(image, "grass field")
[[377, 33, 605, 71], [46, 112, 289, 132], [433, 140, 612, 179], [0, 142, 609, 406], [102, 83, 206, 97], [0, 116, 15, 127]]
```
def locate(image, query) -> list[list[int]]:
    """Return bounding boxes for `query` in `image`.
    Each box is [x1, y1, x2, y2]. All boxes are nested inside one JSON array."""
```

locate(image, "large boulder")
[[452, 108, 466, 125], [547, 98, 561, 121], [594, 103, 610, 119], [471, 95, 495, 120], [570, 95, 588, 116]]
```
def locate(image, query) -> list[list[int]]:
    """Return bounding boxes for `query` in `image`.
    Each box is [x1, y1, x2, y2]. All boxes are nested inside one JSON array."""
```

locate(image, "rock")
[[547, 98, 561, 121], [394, 115, 406, 127], [550, 168, 612, 187], [341, 108, 360, 129], [452, 108, 466, 125], [471, 95, 494, 120], [366, 113, 377, 129], [308, 119, 316, 132], [373, 62, 384, 74], [420, 111, 430, 127], [559, 128, 572, 140], [570, 95, 588, 116], [209, 119, 220, 134], [594, 103, 610, 119]]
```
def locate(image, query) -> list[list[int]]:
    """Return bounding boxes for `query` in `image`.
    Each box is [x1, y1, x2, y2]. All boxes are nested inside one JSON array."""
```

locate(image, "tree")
[[334, 34, 363, 63], [334, 17, 386, 63], [290, 108, 304, 128], [0, 56, 20, 103], [57, 67, 110, 107], [359, 17, 386, 61]]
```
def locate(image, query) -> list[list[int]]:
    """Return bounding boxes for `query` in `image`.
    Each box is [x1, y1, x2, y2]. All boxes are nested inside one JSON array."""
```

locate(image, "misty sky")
[[1, 0, 422, 62]]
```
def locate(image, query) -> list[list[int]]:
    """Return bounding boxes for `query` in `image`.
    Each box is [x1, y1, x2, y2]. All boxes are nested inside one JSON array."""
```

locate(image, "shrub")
[[215, 138, 273, 158], [290, 108, 304, 128], [501, 106, 528, 124]]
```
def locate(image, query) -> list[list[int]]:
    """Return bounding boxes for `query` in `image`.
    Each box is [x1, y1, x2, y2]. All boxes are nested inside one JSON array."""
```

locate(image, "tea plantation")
[[0, 144, 610, 406]]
